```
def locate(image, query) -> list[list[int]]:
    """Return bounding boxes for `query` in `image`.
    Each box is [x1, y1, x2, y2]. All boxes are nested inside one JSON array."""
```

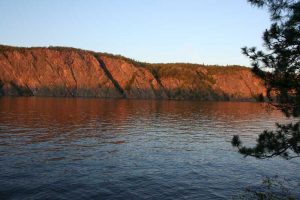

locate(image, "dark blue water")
[[0, 97, 299, 199]]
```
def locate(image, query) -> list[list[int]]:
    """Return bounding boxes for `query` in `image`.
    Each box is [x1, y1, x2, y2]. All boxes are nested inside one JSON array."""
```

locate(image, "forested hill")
[[0, 45, 265, 101]]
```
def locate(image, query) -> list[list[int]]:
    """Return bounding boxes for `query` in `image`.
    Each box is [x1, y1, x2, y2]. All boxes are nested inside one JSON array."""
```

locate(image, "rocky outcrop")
[[0, 47, 122, 98], [148, 64, 220, 100], [96, 54, 167, 99], [0, 45, 266, 101], [207, 67, 266, 100]]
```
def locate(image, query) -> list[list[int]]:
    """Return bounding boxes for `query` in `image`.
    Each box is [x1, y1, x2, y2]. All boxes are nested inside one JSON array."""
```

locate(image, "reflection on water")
[[0, 97, 299, 200]]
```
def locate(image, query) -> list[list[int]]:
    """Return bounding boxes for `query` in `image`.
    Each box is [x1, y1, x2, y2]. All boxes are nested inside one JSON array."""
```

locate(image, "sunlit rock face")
[[97, 54, 167, 99], [0, 48, 122, 98], [0, 45, 266, 101]]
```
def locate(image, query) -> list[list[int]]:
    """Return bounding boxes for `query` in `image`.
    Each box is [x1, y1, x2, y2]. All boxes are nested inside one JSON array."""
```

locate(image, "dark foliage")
[[232, 0, 300, 159], [233, 176, 298, 199], [243, 0, 300, 117], [232, 122, 300, 159]]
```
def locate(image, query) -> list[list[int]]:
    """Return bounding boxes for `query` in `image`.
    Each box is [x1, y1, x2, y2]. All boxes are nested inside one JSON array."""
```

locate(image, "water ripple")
[[0, 97, 299, 200]]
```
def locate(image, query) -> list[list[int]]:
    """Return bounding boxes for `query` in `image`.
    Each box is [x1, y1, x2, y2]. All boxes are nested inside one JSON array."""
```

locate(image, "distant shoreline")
[[0, 45, 265, 101]]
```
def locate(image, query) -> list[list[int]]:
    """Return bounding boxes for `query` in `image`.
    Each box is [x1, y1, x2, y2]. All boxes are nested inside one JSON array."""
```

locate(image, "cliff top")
[[0, 44, 249, 71]]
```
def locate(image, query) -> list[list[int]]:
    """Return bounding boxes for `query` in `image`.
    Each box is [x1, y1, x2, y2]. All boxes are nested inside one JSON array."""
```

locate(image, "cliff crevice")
[[94, 54, 126, 98]]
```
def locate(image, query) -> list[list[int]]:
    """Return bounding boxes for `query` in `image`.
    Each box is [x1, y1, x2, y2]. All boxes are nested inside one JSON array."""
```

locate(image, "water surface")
[[0, 97, 299, 199]]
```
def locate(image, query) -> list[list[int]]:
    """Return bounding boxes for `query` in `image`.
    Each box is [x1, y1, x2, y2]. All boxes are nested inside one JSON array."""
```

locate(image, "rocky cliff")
[[0, 45, 266, 101]]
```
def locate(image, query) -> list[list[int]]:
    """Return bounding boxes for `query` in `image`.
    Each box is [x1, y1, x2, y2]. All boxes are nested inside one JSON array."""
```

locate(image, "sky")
[[0, 0, 271, 66]]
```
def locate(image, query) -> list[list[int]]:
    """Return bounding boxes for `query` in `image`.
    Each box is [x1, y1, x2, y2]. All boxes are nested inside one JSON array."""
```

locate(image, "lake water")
[[0, 97, 299, 199]]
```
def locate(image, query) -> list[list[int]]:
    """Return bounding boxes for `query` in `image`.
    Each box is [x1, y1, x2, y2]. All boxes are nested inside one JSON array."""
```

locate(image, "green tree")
[[232, 0, 300, 160]]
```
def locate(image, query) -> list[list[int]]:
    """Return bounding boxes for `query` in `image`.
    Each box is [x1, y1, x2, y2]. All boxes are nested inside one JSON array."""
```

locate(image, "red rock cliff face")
[[0, 46, 266, 101], [146, 64, 266, 101], [97, 54, 167, 99], [207, 67, 266, 100], [150, 65, 217, 100]]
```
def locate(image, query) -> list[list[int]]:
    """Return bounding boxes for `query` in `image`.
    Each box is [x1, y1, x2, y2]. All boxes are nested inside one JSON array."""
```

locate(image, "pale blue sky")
[[0, 0, 270, 66]]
